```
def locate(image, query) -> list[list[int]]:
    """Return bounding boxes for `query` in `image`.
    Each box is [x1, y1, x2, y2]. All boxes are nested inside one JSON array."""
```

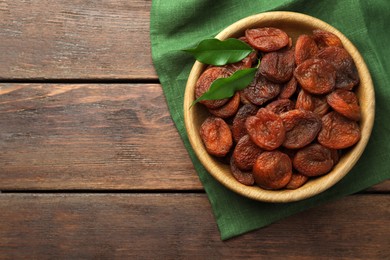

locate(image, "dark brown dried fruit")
[[316, 46, 359, 90], [259, 49, 295, 83], [295, 34, 319, 65], [233, 135, 263, 171], [242, 72, 281, 105], [293, 143, 334, 177], [286, 173, 308, 189], [279, 76, 298, 99], [296, 90, 330, 117], [232, 104, 258, 142], [318, 112, 361, 149], [327, 89, 361, 121], [253, 151, 292, 189], [266, 99, 295, 115], [313, 29, 343, 49], [245, 108, 286, 150], [294, 58, 336, 95], [225, 51, 258, 74], [200, 117, 233, 157], [281, 109, 322, 149], [195, 66, 230, 109], [330, 149, 340, 165], [245, 27, 289, 52], [230, 157, 255, 186], [296, 90, 314, 111], [208, 92, 241, 118]]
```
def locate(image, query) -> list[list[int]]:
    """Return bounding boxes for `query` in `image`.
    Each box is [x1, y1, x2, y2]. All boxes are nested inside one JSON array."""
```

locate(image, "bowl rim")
[[183, 11, 375, 203]]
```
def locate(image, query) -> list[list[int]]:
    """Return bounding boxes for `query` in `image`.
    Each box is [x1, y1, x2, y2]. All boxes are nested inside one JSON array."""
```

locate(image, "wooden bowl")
[[183, 11, 375, 203]]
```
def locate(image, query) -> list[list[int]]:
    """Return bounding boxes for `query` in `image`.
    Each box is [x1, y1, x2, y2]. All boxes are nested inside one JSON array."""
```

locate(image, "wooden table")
[[0, 1, 389, 259]]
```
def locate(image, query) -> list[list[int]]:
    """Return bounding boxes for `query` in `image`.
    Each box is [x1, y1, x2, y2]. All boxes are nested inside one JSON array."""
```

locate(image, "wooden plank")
[[364, 180, 390, 193], [0, 83, 201, 190], [0, 193, 388, 259], [0, 0, 157, 80], [0, 83, 388, 191]]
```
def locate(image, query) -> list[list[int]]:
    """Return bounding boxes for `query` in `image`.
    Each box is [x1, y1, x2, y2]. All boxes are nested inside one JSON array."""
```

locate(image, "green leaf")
[[183, 38, 253, 66], [191, 67, 258, 107]]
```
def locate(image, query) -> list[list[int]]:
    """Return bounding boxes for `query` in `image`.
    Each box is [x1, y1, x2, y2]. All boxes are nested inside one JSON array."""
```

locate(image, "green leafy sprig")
[[191, 67, 257, 107], [184, 38, 259, 108], [183, 38, 253, 66]]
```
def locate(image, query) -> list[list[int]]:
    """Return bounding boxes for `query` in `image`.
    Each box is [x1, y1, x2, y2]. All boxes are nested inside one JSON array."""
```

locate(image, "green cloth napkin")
[[150, 0, 390, 240]]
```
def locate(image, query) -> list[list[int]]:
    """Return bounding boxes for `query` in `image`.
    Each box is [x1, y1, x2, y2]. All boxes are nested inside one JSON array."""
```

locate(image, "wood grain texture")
[[365, 180, 390, 192], [0, 83, 200, 190], [0, 194, 389, 259], [0, 0, 157, 80]]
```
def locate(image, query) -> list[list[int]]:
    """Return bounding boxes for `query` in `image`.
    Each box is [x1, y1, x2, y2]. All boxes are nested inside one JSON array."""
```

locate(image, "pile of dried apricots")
[[196, 27, 361, 190]]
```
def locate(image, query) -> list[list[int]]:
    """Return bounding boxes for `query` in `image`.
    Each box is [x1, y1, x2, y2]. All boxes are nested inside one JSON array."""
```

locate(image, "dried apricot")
[[233, 135, 263, 171], [195, 67, 230, 109], [316, 46, 359, 90], [294, 58, 336, 95], [296, 90, 330, 116], [293, 143, 334, 177], [232, 104, 258, 142], [295, 34, 318, 65], [279, 76, 297, 99], [330, 149, 340, 165], [286, 173, 308, 189], [242, 72, 281, 105], [266, 99, 295, 115], [208, 92, 241, 118], [313, 29, 343, 49], [245, 108, 286, 150], [281, 109, 322, 149], [259, 49, 295, 83], [245, 27, 289, 52], [230, 157, 255, 186], [327, 89, 361, 121], [296, 90, 314, 111], [225, 51, 258, 74], [318, 111, 361, 149], [253, 151, 292, 190], [200, 117, 233, 157]]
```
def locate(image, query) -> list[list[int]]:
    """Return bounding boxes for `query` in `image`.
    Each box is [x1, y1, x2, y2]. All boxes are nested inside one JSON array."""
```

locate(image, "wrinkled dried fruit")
[[318, 111, 361, 149], [233, 135, 263, 171], [312, 95, 330, 117], [232, 104, 258, 142], [293, 143, 334, 177], [296, 90, 314, 111], [281, 109, 322, 149], [259, 49, 295, 83], [326, 89, 361, 121], [195, 27, 363, 190], [225, 51, 258, 74], [295, 34, 319, 65], [296, 90, 330, 116], [195, 67, 230, 109], [279, 76, 298, 99], [330, 149, 340, 165], [208, 92, 241, 118], [245, 108, 286, 150], [200, 117, 233, 157], [286, 173, 308, 189], [266, 99, 295, 115], [317, 46, 359, 90], [294, 58, 336, 95], [313, 29, 343, 49], [253, 151, 292, 189], [242, 72, 281, 105], [230, 157, 255, 186], [245, 27, 289, 52]]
